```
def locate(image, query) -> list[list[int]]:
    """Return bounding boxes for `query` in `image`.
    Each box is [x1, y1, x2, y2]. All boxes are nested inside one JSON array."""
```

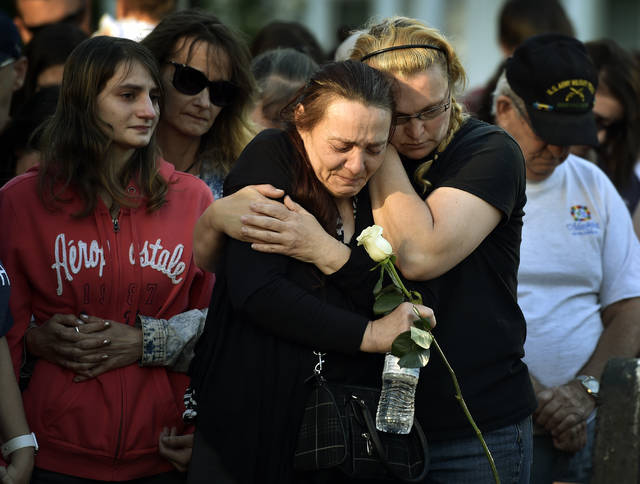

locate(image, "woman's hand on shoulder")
[[242, 195, 350, 273], [216, 184, 286, 241], [193, 184, 284, 271], [360, 302, 436, 353]]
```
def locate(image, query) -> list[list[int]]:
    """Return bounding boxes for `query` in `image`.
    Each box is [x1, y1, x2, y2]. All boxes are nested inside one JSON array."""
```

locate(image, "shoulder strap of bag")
[[350, 396, 429, 483]]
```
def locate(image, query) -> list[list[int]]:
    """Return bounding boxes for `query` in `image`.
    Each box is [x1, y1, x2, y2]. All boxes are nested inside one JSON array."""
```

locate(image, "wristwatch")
[[576, 375, 600, 401], [1, 432, 38, 459]]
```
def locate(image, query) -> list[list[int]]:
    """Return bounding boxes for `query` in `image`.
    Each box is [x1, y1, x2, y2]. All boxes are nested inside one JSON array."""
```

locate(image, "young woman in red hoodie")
[[0, 36, 214, 483]]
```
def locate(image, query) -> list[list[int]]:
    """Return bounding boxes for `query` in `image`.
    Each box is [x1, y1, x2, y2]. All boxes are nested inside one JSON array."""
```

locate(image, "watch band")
[[575, 375, 600, 400], [1, 432, 38, 459]]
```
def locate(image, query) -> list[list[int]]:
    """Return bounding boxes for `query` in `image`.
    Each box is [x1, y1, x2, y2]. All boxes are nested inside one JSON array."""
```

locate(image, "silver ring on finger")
[[75, 326, 80, 333]]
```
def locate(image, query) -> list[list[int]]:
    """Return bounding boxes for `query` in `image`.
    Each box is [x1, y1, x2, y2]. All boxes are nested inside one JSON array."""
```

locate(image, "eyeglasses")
[[168, 61, 236, 107], [394, 89, 451, 125]]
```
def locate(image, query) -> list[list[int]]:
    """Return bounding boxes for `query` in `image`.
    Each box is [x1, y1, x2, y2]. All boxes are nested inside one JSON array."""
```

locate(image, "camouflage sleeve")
[[137, 308, 208, 372]]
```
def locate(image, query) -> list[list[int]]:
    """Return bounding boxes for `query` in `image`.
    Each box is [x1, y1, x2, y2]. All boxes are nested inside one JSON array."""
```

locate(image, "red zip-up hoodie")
[[0, 160, 214, 480]]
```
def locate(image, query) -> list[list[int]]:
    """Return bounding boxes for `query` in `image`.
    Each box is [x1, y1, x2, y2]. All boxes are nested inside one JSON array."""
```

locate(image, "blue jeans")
[[530, 414, 595, 484], [423, 416, 533, 484]]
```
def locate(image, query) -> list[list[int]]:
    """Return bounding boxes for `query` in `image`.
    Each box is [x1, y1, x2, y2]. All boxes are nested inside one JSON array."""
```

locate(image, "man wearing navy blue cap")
[[0, 13, 27, 134], [493, 33, 640, 483]]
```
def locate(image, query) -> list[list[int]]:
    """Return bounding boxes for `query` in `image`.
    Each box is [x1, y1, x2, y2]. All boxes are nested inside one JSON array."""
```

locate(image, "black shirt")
[[402, 118, 537, 440], [190, 130, 383, 483]]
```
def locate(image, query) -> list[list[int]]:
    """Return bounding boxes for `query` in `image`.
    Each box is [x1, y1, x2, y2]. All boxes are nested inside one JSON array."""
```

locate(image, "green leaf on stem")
[[410, 306, 434, 332], [390, 330, 414, 356], [398, 349, 430, 368], [373, 285, 404, 315], [411, 326, 433, 349], [389, 327, 432, 368]]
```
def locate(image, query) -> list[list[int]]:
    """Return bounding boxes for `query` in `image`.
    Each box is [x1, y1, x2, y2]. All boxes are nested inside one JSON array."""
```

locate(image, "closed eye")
[[332, 144, 352, 153], [366, 143, 386, 155]]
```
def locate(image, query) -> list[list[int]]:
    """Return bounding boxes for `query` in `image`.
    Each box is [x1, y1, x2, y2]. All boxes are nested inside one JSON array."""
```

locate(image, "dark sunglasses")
[[168, 61, 236, 107]]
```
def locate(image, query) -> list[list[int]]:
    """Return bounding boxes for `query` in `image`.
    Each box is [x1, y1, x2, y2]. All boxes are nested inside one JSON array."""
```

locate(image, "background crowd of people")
[[1, 0, 639, 483]]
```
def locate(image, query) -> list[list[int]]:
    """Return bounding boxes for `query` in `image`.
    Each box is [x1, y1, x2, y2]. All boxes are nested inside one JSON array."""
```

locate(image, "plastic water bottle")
[[376, 353, 420, 434]]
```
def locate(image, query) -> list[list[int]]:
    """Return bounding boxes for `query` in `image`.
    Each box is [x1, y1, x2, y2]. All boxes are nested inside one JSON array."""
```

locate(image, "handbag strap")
[[349, 396, 429, 483]]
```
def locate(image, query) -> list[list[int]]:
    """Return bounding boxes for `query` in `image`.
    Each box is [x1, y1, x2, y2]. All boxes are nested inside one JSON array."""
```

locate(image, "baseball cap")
[[0, 13, 22, 66], [506, 33, 598, 147]]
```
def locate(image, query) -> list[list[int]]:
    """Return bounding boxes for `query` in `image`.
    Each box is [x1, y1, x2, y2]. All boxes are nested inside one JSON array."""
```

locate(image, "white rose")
[[356, 225, 393, 262]]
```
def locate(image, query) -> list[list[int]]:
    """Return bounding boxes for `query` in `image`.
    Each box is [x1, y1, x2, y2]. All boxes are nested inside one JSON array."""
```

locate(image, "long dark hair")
[[38, 36, 167, 217], [282, 60, 395, 234], [586, 39, 640, 193], [142, 9, 256, 177]]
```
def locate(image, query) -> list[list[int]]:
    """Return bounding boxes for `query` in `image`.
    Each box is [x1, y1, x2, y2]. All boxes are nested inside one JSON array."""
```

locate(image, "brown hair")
[[142, 9, 256, 178], [282, 60, 395, 234], [38, 35, 167, 217], [499, 0, 574, 54], [586, 39, 640, 193], [119, 0, 176, 21]]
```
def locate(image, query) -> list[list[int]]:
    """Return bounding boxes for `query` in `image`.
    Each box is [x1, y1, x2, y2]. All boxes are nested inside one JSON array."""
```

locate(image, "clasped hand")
[[534, 380, 596, 453], [214, 185, 335, 267], [26, 313, 143, 381]]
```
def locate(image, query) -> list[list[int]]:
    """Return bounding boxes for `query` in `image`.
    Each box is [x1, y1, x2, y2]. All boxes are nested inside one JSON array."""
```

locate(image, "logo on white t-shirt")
[[566, 205, 600, 235]]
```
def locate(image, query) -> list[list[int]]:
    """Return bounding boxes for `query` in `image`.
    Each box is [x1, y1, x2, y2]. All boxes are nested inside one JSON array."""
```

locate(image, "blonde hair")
[[351, 17, 469, 191]]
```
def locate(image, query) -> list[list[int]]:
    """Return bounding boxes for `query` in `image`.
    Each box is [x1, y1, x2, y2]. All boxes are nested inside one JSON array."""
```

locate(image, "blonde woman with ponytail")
[[193, 17, 535, 483]]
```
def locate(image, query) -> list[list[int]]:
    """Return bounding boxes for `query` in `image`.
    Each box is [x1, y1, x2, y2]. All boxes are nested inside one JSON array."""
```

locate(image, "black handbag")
[[293, 370, 429, 482]]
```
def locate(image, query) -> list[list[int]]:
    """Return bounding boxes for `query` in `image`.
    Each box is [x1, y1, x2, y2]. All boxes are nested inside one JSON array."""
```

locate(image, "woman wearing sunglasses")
[[14, 11, 255, 473], [194, 17, 536, 483], [0, 36, 214, 483], [141, 9, 255, 200]]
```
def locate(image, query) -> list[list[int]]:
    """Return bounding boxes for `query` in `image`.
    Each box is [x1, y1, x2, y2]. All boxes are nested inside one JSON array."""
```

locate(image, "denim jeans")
[[423, 416, 533, 484], [530, 413, 595, 484]]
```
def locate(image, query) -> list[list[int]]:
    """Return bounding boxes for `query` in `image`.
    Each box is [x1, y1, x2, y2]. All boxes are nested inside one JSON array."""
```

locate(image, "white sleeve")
[[599, 174, 640, 307]]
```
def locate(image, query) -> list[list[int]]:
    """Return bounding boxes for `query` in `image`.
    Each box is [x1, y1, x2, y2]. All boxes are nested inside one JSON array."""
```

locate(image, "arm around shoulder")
[[193, 202, 226, 273], [370, 147, 501, 280]]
